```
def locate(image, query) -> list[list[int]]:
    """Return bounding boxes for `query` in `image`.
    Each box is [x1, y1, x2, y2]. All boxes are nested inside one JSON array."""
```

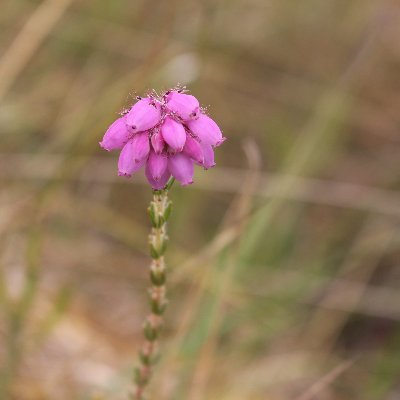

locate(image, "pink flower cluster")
[[99, 89, 225, 189]]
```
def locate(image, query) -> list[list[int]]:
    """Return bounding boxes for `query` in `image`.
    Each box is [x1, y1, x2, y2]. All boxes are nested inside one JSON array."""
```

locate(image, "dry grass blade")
[[186, 140, 261, 400], [295, 359, 355, 400], [0, 0, 74, 101], [302, 218, 398, 352], [2, 154, 400, 218]]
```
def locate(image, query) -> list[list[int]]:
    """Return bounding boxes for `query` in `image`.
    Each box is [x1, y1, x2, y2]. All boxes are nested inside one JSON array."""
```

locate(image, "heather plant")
[[2, 2, 400, 399], [99, 88, 225, 399]]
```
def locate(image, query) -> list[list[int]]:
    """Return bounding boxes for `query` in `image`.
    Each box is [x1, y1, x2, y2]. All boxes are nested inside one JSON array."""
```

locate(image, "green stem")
[[132, 185, 172, 399]]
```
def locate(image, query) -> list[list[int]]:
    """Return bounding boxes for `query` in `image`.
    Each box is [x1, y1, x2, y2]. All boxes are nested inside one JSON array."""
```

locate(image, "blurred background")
[[1, 1, 400, 399]]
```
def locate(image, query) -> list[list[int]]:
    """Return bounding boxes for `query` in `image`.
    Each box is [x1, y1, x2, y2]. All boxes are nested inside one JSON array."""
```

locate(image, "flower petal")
[[99, 117, 131, 151], [150, 130, 165, 154], [160, 116, 186, 151], [130, 132, 150, 162], [145, 163, 171, 190], [147, 151, 168, 181], [118, 138, 147, 177], [168, 153, 194, 185], [187, 113, 225, 147], [126, 98, 161, 133], [183, 135, 204, 164], [200, 143, 215, 169], [166, 91, 200, 121]]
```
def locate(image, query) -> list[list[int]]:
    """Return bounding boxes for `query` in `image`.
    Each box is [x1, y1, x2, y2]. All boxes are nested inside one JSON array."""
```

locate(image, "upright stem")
[[132, 188, 172, 400]]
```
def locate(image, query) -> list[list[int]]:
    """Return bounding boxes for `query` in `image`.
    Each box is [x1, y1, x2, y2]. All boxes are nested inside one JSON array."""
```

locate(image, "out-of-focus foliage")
[[0, 1, 400, 399]]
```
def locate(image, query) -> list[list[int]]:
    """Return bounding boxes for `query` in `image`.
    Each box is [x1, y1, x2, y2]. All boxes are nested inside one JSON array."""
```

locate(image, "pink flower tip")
[[99, 141, 111, 151], [215, 137, 227, 147], [203, 163, 216, 170], [118, 171, 131, 178]]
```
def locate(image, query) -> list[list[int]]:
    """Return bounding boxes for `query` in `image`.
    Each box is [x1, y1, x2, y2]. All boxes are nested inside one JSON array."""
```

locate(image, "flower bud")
[[131, 132, 150, 162], [166, 91, 200, 121], [151, 130, 165, 154], [187, 113, 225, 147], [147, 151, 168, 181], [145, 163, 171, 190], [168, 153, 194, 185], [160, 117, 186, 151], [117, 133, 149, 177], [99, 117, 131, 151], [126, 97, 161, 133], [200, 144, 216, 169], [183, 135, 204, 164]]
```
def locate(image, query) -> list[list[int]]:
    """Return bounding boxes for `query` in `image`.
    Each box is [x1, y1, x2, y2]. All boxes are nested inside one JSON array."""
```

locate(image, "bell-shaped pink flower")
[[150, 130, 165, 154], [187, 113, 225, 147], [183, 135, 204, 164], [147, 151, 168, 181], [168, 153, 194, 185], [130, 132, 150, 162], [118, 138, 147, 177], [200, 144, 215, 169], [126, 98, 161, 133], [100, 88, 225, 187], [99, 117, 131, 151], [161, 116, 186, 151], [145, 163, 171, 190], [166, 91, 200, 121]]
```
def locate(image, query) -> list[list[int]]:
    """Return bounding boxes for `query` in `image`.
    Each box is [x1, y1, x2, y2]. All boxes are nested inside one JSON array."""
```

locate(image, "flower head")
[[100, 88, 226, 189]]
